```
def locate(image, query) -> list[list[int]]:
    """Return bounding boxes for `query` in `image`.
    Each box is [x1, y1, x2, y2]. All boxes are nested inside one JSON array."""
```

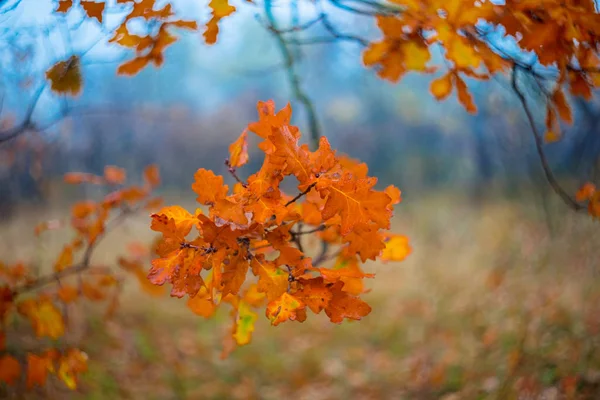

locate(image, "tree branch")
[[14, 205, 137, 296], [264, 0, 321, 149], [285, 183, 316, 206], [511, 65, 585, 212]]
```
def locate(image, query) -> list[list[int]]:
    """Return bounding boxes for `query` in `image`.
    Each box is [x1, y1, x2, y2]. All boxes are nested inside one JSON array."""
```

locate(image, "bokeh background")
[[1, 1, 600, 398]]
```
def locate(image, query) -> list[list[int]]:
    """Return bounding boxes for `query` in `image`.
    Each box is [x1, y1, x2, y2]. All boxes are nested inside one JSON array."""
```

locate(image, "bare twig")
[[264, 0, 321, 149], [14, 205, 137, 296], [0, 83, 45, 143], [511, 65, 584, 212], [285, 183, 317, 207], [225, 159, 248, 187]]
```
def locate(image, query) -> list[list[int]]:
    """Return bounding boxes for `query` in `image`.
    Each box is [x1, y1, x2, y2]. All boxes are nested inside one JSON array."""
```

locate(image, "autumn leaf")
[[295, 277, 332, 314], [117, 56, 151, 76], [64, 172, 103, 185], [57, 349, 88, 390], [321, 172, 392, 235], [18, 297, 65, 339], [552, 87, 573, 124], [187, 287, 216, 318], [266, 292, 305, 326], [0, 355, 20, 386], [56, 0, 73, 13], [576, 183, 596, 202], [46, 56, 82, 96], [54, 245, 73, 272], [57, 285, 79, 303], [27, 353, 51, 389], [229, 130, 249, 168], [233, 300, 257, 345], [381, 234, 412, 262], [151, 205, 197, 239], [192, 168, 229, 205], [324, 282, 371, 323], [204, 0, 236, 44], [81, 0, 105, 23], [104, 165, 126, 185], [144, 164, 161, 188], [430, 73, 453, 100], [455, 74, 477, 114], [251, 255, 288, 301]]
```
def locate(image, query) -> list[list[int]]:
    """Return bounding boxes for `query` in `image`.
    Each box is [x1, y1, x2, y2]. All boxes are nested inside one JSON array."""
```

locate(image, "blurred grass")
[[2, 193, 600, 399]]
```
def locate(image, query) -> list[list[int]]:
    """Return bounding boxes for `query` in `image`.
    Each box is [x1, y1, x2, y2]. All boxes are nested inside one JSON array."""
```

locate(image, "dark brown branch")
[[511, 65, 585, 212], [293, 225, 326, 235], [285, 183, 317, 207]]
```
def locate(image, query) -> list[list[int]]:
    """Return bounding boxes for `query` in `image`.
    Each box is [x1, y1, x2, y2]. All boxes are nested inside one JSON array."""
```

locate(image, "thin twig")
[[14, 205, 137, 296], [264, 0, 321, 149], [511, 65, 584, 212], [285, 183, 316, 207], [225, 159, 248, 187]]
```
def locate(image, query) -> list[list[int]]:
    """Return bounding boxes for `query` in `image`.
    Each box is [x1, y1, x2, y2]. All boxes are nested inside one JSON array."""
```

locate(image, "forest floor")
[[2, 193, 600, 399]]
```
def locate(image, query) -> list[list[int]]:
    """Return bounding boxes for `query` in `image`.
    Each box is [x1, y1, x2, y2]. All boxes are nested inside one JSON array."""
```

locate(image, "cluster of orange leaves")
[[364, 0, 600, 140], [47, 0, 600, 144], [149, 100, 411, 355], [52, 0, 232, 80], [0, 165, 163, 390]]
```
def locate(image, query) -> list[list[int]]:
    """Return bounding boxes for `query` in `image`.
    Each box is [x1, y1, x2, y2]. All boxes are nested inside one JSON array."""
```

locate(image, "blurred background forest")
[[2, 1, 600, 399]]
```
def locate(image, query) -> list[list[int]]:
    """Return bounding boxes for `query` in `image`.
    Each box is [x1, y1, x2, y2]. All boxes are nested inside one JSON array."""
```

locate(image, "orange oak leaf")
[[204, 0, 236, 44], [321, 172, 392, 236], [229, 130, 249, 168], [251, 255, 288, 301], [266, 292, 305, 326], [192, 168, 229, 205], [27, 353, 51, 389], [0, 355, 20, 386], [324, 282, 371, 323], [294, 277, 332, 314]]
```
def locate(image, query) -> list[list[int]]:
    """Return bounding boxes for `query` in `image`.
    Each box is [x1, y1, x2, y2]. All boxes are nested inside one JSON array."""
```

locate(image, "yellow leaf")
[[266, 292, 305, 326], [381, 234, 412, 262], [544, 130, 560, 143], [204, 0, 236, 45], [233, 301, 257, 345], [402, 40, 431, 71], [430, 73, 453, 100], [18, 297, 65, 339]]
